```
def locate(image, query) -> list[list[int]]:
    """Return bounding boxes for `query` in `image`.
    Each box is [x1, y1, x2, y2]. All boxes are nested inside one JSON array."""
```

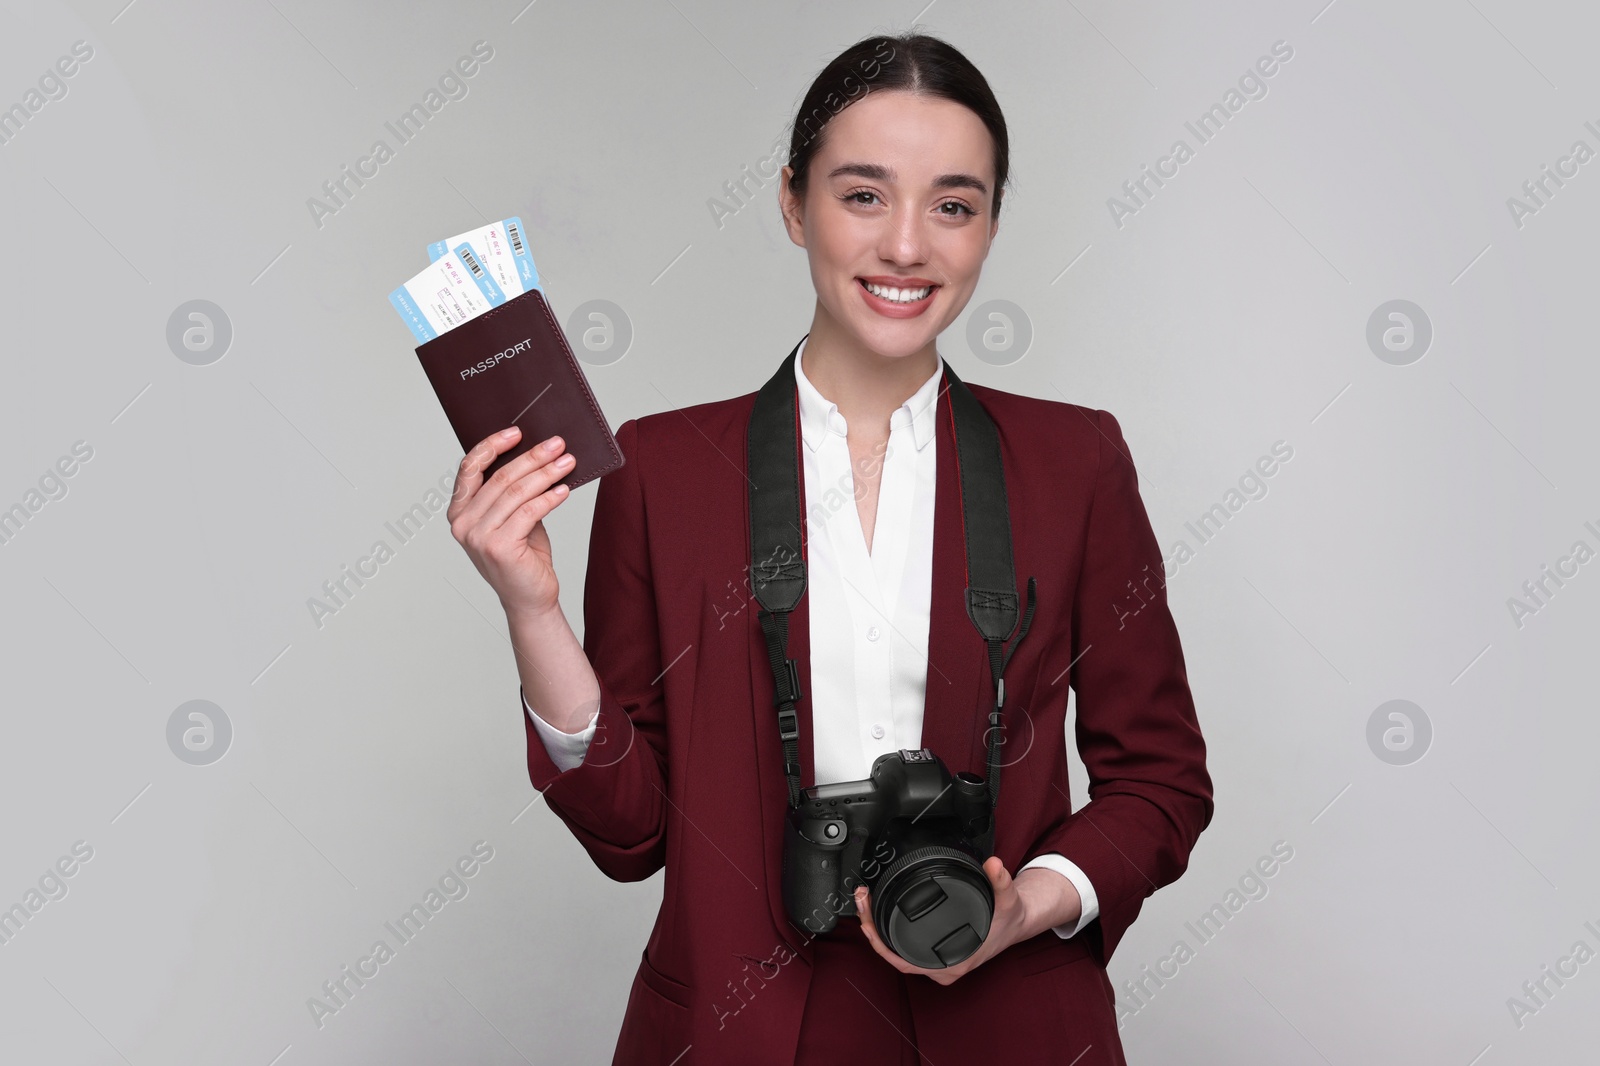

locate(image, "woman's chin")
[[838, 315, 941, 361]]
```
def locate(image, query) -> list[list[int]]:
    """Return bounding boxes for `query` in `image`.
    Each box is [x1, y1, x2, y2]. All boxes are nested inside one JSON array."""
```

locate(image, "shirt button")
[[866, 626, 880, 642], [871, 724, 885, 740]]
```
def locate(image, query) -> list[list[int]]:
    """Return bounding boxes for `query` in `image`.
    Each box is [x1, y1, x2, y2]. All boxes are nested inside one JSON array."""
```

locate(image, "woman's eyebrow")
[[826, 161, 988, 194]]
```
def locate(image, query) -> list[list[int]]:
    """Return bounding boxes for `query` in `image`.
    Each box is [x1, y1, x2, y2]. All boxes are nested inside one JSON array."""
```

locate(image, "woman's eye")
[[840, 191, 974, 216]]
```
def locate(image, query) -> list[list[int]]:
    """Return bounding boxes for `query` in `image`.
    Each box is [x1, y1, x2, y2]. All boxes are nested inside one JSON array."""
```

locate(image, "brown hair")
[[785, 32, 1011, 215]]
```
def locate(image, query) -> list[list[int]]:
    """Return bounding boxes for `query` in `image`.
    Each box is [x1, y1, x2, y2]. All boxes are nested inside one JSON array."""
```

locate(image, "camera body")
[[782, 748, 997, 968]]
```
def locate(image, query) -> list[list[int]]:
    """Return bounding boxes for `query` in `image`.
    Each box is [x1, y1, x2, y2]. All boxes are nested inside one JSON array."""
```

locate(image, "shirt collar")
[[793, 335, 943, 454]]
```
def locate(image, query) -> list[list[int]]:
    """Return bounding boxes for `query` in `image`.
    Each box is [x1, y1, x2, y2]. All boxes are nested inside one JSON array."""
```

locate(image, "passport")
[[412, 285, 623, 489]]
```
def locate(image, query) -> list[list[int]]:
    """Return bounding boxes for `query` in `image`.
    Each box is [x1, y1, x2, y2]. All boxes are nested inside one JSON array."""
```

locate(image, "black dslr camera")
[[782, 748, 996, 968]]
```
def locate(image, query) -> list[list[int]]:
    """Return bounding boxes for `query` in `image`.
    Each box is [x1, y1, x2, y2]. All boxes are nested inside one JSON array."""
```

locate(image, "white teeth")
[[863, 281, 931, 302]]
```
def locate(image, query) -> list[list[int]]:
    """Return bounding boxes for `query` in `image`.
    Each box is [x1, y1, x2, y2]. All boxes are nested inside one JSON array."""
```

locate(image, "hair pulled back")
[[785, 32, 1011, 215]]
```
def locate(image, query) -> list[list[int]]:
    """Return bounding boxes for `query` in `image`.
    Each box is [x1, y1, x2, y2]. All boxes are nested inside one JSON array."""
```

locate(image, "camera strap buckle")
[[773, 657, 802, 710], [777, 704, 799, 743]]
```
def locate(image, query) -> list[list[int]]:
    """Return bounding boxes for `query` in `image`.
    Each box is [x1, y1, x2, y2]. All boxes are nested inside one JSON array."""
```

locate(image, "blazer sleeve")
[[1024, 407, 1214, 966], [523, 418, 669, 882]]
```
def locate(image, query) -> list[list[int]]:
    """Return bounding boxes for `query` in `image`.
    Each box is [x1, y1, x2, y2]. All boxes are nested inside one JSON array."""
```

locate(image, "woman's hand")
[[448, 425, 578, 618], [853, 857, 1080, 986]]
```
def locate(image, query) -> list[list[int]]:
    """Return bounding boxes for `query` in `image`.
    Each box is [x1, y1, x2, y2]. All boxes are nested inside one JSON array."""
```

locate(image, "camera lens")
[[870, 844, 993, 968]]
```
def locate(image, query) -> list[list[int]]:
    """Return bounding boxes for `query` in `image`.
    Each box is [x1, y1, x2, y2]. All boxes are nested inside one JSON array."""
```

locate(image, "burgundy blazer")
[[524, 367, 1214, 1066]]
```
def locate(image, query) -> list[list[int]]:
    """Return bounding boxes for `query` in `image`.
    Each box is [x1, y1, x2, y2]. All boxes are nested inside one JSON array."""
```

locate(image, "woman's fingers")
[[486, 457, 576, 545], [445, 427, 575, 617], [450, 429, 572, 533], [449, 426, 524, 522], [476, 445, 576, 536], [854, 886, 923, 977], [985, 855, 1012, 893]]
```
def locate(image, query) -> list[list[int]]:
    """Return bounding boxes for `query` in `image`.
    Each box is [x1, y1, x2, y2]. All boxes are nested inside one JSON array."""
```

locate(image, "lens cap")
[[872, 845, 993, 968]]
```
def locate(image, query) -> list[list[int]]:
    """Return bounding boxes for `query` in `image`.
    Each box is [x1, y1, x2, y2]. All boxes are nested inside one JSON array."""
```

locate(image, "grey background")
[[1, 0, 1595, 1062]]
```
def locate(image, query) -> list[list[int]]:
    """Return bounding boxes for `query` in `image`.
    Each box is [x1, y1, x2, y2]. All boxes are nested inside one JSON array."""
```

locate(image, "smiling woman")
[[779, 45, 1008, 376], [447, 29, 1212, 1066]]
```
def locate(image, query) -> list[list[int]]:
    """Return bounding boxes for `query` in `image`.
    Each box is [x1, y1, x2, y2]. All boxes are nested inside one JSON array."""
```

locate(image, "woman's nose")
[[876, 205, 931, 267]]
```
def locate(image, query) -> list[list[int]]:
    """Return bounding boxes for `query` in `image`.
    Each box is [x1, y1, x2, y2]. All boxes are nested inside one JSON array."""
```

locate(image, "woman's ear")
[[779, 166, 807, 249]]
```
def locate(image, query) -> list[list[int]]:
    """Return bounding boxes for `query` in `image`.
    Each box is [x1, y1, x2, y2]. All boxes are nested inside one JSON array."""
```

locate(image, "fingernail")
[[558, 453, 575, 466], [544, 435, 562, 450], [501, 427, 519, 437]]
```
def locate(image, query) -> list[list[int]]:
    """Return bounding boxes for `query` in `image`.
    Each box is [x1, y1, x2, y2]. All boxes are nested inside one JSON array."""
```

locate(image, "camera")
[[782, 748, 995, 968]]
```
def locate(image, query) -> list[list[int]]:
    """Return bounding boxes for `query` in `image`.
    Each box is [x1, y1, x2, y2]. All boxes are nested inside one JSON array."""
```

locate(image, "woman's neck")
[[798, 311, 940, 437]]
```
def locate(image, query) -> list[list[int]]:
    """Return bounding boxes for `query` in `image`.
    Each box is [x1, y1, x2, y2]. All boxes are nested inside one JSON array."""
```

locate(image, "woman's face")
[[781, 90, 1000, 362]]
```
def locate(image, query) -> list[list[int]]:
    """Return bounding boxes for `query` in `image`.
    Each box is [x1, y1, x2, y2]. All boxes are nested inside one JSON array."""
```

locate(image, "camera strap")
[[748, 339, 1037, 812]]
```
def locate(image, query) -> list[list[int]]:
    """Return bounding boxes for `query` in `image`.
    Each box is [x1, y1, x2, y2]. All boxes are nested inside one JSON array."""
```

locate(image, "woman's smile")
[[856, 275, 940, 317]]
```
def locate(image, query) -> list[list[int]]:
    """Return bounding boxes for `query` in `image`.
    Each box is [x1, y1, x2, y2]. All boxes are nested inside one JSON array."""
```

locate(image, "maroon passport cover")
[[414, 287, 624, 489]]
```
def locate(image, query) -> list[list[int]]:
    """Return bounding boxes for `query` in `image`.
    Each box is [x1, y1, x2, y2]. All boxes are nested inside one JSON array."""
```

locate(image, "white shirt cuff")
[[1018, 852, 1100, 939], [523, 690, 598, 773]]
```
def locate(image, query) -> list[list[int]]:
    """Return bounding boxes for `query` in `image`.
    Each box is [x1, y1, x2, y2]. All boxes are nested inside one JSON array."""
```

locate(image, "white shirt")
[[525, 338, 1099, 939]]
